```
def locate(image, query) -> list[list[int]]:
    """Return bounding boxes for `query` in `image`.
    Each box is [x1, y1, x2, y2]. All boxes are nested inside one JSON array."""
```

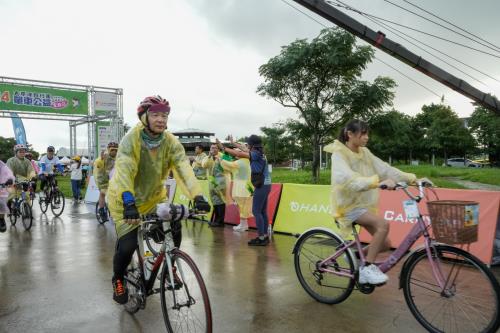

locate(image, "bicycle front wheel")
[[9, 206, 17, 226], [402, 244, 500, 333], [50, 191, 65, 217], [160, 249, 212, 333], [39, 195, 49, 213], [20, 201, 33, 231], [294, 229, 356, 304]]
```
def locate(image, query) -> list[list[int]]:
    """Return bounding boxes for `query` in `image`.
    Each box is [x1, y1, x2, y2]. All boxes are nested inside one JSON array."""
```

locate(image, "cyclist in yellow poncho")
[[324, 119, 429, 286], [107, 95, 209, 305], [93, 141, 118, 221]]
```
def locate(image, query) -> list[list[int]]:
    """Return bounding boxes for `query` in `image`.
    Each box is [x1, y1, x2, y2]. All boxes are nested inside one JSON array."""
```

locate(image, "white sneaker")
[[233, 219, 248, 232], [359, 264, 388, 285]]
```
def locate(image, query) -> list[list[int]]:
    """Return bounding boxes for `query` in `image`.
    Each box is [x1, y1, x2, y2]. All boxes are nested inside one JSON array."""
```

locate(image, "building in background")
[[172, 128, 214, 156]]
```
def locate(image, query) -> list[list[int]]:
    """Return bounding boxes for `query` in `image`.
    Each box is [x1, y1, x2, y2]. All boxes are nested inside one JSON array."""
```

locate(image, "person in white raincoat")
[[324, 119, 430, 286], [107, 95, 210, 305], [220, 146, 253, 232]]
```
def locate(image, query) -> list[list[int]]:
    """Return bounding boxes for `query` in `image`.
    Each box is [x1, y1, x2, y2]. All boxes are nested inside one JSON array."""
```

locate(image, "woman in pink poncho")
[[0, 160, 15, 233]]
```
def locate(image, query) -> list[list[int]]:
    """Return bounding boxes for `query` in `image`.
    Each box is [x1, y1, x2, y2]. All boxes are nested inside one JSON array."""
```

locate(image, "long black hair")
[[337, 119, 369, 144]]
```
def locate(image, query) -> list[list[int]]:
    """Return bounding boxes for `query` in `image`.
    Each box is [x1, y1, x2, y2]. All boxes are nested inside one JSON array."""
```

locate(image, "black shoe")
[[248, 237, 269, 246], [112, 278, 128, 304], [208, 222, 224, 227], [0, 218, 6, 233]]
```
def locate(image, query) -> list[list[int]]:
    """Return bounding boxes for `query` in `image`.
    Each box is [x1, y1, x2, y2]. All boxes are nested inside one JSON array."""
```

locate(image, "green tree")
[[468, 105, 500, 164], [0, 136, 16, 162], [415, 103, 475, 163], [368, 110, 414, 163], [260, 123, 287, 165], [257, 28, 396, 182]]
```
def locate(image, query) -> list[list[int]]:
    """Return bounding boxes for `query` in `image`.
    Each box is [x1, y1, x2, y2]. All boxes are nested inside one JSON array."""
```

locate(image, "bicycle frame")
[[318, 184, 449, 291], [134, 220, 188, 306]]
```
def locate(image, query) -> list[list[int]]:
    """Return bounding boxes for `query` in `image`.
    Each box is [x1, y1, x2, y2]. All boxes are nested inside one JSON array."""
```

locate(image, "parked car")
[[446, 158, 483, 168]]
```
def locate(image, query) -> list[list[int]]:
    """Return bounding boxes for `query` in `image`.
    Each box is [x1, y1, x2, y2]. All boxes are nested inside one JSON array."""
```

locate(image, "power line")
[[403, 0, 500, 52], [279, 0, 444, 99], [339, 1, 499, 87], [363, 14, 490, 88], [382, 0, 500, 54], [328, 0, 500, 59]]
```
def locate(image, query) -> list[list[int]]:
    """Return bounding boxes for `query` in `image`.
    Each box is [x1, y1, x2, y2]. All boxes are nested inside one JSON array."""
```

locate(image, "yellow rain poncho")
[[6, 157, 36, 180], [202, 153, 229, 206], [221, 158, 253, 218], [93, 153, 116, 191], [324, 140, 416, 237], [192, 152, 208, 180], [107, 123, 202, 239]]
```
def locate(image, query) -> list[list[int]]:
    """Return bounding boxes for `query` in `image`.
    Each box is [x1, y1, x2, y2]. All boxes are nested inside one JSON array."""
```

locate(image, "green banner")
[[173, 179, 213, 215], [0, 83, 88, 115], [273, 183, 354, 238]]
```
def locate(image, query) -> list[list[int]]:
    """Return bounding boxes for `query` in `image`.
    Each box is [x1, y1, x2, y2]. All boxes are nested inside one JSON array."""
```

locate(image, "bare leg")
[[355, 212, 391, 263]]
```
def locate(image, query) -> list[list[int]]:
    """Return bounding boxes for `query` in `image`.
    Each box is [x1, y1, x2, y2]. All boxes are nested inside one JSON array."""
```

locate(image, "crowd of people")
[[0, 94, 434, 305]]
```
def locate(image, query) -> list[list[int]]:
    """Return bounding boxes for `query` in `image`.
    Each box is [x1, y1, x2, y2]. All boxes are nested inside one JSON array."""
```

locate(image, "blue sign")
[[10, 112, 27, 145]]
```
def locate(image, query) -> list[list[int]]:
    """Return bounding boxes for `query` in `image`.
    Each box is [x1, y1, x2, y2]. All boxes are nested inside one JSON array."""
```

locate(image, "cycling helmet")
[[72, 155, 81, 162], [107, 142, 119, 149], [13, 144, 27, 152], [137, 95, 170, 118], [47, 146, 55, 152]]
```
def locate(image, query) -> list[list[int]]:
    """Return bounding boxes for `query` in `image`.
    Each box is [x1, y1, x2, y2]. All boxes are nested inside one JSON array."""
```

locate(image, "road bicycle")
[[39, 174, 65, 217], [8, 180, 33, 231], [123, 203, 212, 333], [293, 181, 500, 333]]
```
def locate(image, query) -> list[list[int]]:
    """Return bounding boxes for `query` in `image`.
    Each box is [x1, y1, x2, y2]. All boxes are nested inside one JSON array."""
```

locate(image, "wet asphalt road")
[[1, 201, 498, 333]]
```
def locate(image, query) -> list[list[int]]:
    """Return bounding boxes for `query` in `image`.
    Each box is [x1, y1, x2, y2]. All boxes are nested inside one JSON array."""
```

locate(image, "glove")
[[5, 179, 13, 186], [193, 195, 210, 212], [123, 202, 140, 221]]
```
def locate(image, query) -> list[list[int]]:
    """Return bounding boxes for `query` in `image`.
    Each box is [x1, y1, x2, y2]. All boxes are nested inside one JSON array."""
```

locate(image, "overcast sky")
[[1, 0, 500, 154]]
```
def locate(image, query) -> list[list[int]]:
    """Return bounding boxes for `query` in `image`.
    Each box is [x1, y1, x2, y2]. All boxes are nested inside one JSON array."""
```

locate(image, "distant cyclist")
[[93, 142, 119, 222], [324, 119, 430, 285], [38, 146, 63, 195], [6, 144, 37, 210], [25, 152, 40, 193], [107, 95, 209, 304]]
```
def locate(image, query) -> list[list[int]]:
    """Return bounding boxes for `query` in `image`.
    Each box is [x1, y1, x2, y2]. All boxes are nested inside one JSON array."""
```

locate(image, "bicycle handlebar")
[[140, 203, 208, 224], [380, 181, 434, 202]]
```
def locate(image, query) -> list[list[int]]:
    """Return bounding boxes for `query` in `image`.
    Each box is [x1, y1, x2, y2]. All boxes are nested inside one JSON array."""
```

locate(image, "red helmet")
[[137, 95, 170, 118]]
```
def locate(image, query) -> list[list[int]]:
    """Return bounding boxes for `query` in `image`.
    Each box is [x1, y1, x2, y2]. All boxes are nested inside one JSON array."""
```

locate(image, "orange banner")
[[360, 188, 500, 264]]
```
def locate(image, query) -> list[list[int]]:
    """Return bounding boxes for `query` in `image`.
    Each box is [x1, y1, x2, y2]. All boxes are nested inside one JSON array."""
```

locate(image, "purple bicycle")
[[293, 181, 500, 333]]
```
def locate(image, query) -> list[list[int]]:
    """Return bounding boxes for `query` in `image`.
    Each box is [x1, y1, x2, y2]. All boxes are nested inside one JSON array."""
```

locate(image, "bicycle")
[[293, 181, 500, 333], [39, 174, 65, 217], [8, 180, 33, 231], [123, 203, 212, 332], [95, 202, 110, 224]]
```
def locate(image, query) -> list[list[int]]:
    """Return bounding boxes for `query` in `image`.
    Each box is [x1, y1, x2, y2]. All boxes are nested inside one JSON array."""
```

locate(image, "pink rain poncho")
[[0, 160, 15, 214]]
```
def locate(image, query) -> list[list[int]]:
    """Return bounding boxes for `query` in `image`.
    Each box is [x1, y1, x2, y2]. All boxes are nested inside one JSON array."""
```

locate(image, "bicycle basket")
[[427, 200, 479, 244]]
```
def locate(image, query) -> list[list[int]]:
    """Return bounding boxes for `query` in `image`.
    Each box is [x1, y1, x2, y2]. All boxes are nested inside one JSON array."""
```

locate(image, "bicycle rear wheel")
[[50, 190, 65, 217], [402, 244, 500, 333], [160, 249, 212, 333], [294, 229, 355, 304], [20, 201, 33, 231]]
